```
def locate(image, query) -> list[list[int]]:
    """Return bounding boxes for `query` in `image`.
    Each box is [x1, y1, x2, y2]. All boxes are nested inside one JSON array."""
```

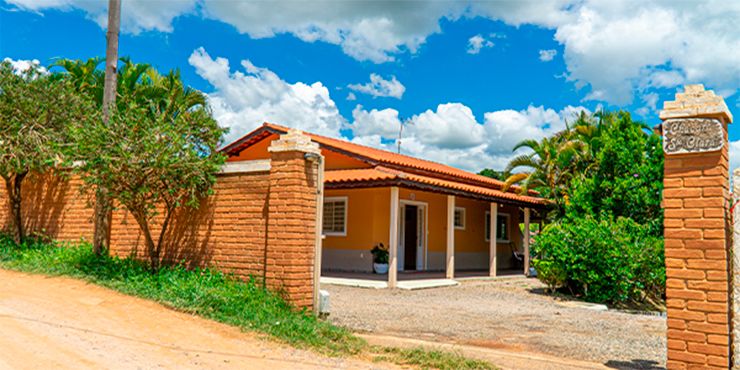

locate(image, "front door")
[[399, 202, 426, 271], [403, 205, 418, 271]]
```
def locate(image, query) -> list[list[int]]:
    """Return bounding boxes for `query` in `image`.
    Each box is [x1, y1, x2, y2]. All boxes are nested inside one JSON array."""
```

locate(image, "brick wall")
[[0, 171, 95, 242], [108, 171, 272, 280], [661, 85, 734, 369], [0, 131, 322, 309]]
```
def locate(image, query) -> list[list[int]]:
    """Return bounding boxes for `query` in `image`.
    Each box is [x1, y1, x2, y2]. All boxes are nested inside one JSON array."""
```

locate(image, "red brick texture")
[[0, 171, 95, 242], [663, 118, 732, 369], [0, 153, 320, 309]]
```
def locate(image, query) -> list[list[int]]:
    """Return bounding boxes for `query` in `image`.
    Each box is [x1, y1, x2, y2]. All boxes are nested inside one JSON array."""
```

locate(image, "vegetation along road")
[[0, 269, 393, 370]]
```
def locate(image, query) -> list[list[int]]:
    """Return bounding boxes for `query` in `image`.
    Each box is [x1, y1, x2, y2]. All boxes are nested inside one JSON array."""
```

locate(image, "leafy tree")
[[70, 67, 226, 270], [0, 61, 96, 243], [566, 112, 664, 234], [54, 56, 156, 255], [478, 168, 509, 181], [502, 135, 580, 217]]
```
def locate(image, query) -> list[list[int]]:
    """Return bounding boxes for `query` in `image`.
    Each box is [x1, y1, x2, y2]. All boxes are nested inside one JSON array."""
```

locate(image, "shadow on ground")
[[604, 359, 664, 370]]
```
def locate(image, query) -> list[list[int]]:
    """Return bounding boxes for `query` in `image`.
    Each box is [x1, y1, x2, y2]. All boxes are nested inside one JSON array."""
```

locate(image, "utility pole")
[[397, 121, 403, 153], [93, 0, 121, 255]]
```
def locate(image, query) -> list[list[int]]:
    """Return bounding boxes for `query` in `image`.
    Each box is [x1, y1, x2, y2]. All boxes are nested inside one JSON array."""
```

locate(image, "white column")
[[523, 207, 531, 276], [446, 195, 455, 279], [388, 187, 400, 288], [489, 202, 498, 277]]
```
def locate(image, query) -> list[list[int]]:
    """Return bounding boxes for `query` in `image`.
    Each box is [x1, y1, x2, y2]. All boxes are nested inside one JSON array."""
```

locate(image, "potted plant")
[[371, 243, 389, 274]]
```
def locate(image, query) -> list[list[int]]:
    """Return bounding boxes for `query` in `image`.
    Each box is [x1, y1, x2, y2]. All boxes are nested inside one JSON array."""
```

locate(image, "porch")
[[320, 183, 543, 288], [321, 269, 524, 290]]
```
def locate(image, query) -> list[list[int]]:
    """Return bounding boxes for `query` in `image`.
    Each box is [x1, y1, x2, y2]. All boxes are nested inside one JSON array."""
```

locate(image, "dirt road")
[[0, 269, 390, 370]]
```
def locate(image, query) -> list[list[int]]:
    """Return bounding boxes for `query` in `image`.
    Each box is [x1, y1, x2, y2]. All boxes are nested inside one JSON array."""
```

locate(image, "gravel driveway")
[[323, 276, 666, 369]]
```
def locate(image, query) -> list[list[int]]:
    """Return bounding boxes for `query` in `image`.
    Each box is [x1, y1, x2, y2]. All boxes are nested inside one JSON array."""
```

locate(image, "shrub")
[[531, 259, 567, 293], [532, 216, 664, 306]]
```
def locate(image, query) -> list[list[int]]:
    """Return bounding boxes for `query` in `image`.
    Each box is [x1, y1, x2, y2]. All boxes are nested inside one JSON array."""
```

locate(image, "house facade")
[[222, 123, 546, 286]]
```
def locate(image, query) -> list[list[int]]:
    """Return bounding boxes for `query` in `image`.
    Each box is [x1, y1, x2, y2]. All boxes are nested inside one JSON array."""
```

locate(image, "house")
[[222, 123, 547, 287]]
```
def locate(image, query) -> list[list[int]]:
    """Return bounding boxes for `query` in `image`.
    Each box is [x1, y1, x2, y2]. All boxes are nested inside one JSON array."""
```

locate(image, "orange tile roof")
[[223, 122, 546, 207], [324, 166, 547, 206]]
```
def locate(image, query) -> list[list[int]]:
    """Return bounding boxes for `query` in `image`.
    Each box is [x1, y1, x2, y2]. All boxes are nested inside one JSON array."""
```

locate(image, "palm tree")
[[503, 135, 580, 216]]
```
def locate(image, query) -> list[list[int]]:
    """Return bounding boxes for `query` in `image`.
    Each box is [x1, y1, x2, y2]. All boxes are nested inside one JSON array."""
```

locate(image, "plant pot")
[[373, 263, 389, 274]]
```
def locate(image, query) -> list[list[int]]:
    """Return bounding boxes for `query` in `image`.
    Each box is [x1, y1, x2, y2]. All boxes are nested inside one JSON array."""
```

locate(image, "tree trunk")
[[93, 0, 121, 255], [133, 214, 159, 271], [4, 172, 27, 244]]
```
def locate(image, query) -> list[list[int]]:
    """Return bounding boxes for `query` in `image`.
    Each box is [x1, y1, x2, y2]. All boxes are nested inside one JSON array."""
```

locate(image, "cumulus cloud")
[[6, 0, 197, 34], [187, 47, 590, 173], [731, 141, 740, 178], [201, 1, 464, 63], [483, 105, 589, 155], [348, 74, 406, 99], [12, 0, 738, 103], [348, 102, 589, 172], [538, 49, 557, 62], [185, 49, 593, 172], [350, 105, 402, 138], [467, 34, 494, 54], [187, 48, 345, 143], [3, 58, 48, 75]]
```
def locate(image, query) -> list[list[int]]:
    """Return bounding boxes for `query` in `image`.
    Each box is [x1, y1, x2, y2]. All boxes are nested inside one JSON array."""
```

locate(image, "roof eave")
[[325, 179, 548, 210]]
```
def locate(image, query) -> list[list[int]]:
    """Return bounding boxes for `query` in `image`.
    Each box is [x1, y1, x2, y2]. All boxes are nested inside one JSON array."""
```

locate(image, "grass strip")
[[0, 235, 495, 369], [371, 346, 495, 370]]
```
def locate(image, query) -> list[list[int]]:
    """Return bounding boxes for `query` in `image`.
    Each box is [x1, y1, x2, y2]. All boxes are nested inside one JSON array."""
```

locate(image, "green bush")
[[532, 216, 664, 306], [531, 259, 567, 293]]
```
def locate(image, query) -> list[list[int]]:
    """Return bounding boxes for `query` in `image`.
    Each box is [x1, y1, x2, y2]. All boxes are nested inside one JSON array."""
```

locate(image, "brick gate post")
[[660, 85, 734, 369], [267, 129, 323, 310]]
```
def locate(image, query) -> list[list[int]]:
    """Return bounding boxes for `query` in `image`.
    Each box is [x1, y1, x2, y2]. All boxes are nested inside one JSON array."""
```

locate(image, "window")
[[323, 197, 347, 236], [485, 212, 510, 242], [454, 207, 466, 229]]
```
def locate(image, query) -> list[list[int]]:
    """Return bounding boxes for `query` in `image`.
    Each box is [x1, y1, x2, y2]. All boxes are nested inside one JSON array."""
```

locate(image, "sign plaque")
[[663, 118, 724, 155]]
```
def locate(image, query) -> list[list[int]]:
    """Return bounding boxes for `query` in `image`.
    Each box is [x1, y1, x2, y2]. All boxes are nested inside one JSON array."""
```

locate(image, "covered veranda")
[[319, 167, 547, 289]]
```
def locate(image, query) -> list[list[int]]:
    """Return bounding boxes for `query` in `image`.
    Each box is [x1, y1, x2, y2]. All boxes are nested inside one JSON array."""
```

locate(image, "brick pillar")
[[266, 129, 322, 310], [661, 84, 734, 369]]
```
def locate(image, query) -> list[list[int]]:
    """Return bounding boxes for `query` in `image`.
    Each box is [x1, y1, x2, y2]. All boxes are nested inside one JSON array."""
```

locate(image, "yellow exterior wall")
[[323, 187, 389, 251], [322, 186, 524, 271]]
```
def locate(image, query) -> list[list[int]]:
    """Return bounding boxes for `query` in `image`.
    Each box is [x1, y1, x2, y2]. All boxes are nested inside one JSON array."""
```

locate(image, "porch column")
[[446, 195, 455, 279], [523, 207, 531, 275], [388, 186, 400, 288], [489, 202, 498, 277]]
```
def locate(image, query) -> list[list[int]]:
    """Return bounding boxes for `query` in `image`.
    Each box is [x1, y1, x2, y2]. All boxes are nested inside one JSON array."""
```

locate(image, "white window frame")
[[323, 196, 348, 237], [485, 211, 510, 242], [454, 207, 466, 230]]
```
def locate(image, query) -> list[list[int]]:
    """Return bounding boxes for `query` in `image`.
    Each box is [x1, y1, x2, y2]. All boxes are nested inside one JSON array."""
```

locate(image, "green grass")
[[372, 346, 495, 370], [0, 235, 362, 355], [0, 235, 497, 369]]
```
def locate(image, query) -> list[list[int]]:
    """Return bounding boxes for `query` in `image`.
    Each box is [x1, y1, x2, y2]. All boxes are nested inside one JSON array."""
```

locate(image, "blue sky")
[[1, 0, 738, 173]]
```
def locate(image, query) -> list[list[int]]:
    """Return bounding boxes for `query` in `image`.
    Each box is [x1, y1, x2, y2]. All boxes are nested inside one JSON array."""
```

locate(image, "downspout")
[[305, 152, 324, 315]]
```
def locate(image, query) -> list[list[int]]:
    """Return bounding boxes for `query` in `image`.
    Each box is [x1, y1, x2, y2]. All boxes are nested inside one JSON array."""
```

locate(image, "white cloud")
[[346, 92, 357, 101], [201, 1, 465, 63], [350, 105, 402, 138], [6, 0, 197, 34], [12, 1, 739, 103], [186, 48, 594, 173], [187, 47, 344, 143], [731, 141, 740, 179], [483, 105, 588, 155], [404, 103, 486, 150], [348, 74, 406, 99], [467, 34, 494, 54], [3, 58, 48, 75], [538, 49, 557, 62], [349, 102, 589, 173]]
